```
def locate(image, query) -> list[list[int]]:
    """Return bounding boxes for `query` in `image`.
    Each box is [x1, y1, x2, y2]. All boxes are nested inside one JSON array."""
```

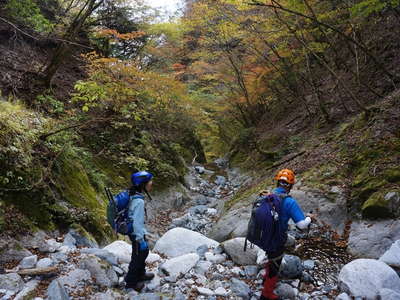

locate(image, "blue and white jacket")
[[273, 187, 311, 231], [127, 193, 148, 242]]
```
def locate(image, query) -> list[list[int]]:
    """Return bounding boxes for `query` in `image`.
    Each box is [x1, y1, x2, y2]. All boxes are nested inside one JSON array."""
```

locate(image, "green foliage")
[[36, 93, 64, 115], [6, 0, 54, 33], [351, 0, 400, 17]]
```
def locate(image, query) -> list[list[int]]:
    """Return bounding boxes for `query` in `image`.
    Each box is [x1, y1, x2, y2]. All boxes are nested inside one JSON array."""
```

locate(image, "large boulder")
[[160, 253, 199, 278], [208, 207, 251, 242], [222, 237, 260, 266], [81, 248, 119, 266], [14, 280, 39, 300], [58, 269, 91, 292], [230, 278, 251, 299], [0, 237, 32, 264], [0, 273, 24, 292], [103, 240, 132, 264], [361, 191, 400, 219], [338, 259, 400, 299], [18, 255, 37, 269], [290, 187, 348, 234], [153, 228, 218, 258], [379, 240, 400, 268], [348, 220, 400, 258]]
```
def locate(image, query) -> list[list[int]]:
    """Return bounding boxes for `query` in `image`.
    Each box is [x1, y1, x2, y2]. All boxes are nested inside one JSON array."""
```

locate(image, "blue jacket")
[[273, 187, 306, 232], [127, 193, 148, 242]]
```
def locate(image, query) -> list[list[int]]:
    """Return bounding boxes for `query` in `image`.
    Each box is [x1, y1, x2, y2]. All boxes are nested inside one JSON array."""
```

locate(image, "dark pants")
[[125, 236, 149, 285], [265, 248, 284, 278]]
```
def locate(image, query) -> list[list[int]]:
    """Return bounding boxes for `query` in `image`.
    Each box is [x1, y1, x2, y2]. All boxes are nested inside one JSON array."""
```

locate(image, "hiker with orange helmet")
[[259, 169, 312, 300]]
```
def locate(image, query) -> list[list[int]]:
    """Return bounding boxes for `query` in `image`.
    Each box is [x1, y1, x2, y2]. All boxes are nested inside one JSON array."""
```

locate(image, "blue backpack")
[[105, 188, 134, 235], [244, 193, 288, 253]]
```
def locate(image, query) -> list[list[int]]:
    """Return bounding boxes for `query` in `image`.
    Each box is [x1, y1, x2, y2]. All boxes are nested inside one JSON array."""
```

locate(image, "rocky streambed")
[[1, 161, 400, 300]]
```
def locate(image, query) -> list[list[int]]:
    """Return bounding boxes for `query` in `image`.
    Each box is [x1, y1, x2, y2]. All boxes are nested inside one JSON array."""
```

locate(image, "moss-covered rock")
[[361, 191, 396, 219]]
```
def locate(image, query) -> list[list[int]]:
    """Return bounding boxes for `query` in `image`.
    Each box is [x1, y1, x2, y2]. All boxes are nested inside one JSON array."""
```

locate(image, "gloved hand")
[[139, 240, 148, 251]]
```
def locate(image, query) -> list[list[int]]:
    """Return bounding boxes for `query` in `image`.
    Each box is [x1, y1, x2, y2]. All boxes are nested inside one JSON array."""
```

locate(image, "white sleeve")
[[296, 217, 311, 230]]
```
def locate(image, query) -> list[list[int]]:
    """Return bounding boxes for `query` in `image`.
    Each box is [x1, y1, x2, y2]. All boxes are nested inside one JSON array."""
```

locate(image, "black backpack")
[[244, 193, 288, 252]]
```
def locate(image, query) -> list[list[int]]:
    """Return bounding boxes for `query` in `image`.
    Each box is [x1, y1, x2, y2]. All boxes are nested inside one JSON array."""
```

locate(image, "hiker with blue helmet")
[[255, 169, 312, 300], [124, 171, 155, 292]]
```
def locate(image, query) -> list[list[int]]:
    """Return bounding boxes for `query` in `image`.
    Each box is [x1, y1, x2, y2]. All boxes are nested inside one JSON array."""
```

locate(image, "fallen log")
[[6, 266, 58, 276]]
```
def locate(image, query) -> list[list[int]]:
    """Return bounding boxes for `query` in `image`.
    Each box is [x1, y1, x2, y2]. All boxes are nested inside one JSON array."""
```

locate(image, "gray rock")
[[244, 265, 259, 277], [189, 205, 208, 215], [385, 192, 400, 215], [301, 272, 314, 283], [68, 229, 98, 248], [195, 166, 205, 174], [348, 220, 400, 258], [80, 256, 118, 288], [338, 259, 400, 299], [377, 288, 400, 300], [81, 248, 119, 266], [20, 231, 49, 250], [196, 244, 209, 257], [14, 280, 39, 300], [285, 235, 296, 248], [154, 228, 219, 258], [58, 269, 91, 290], [280, 255, 303, 279], [40, 239, 62, 253], [230, 278, 251, 299], [160, 253, 199, 278], [208, 207, 251, 242], [194, 260, 212, 275], [103, 240, 132, 263], [275, 283, 296, 299], [196, 195, 210, 205], [215, 176, 227, 186], [36, 257, 54, 268], [0, 238, 32, 264], [205, 252, 226, 264], [215, 287, 229, 296], [0, 273, 24, 292], [197, 287, 215, 296], [91, 289, 125, 300], [222, 237, 260, 265], [379, 240, 400, 268], [335, 293, 351, 300], [290, 188, 348, 234], [47, 279, 70, 300], [62, 233, 76, 248], [303, 260, 315, 270], [131, 293, 162, 300], [19, 255, 38, 269]]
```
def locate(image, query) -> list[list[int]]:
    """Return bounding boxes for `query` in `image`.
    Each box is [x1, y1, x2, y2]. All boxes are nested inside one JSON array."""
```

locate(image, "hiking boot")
[[141, 272, 155, 281], [125, 282, 145, 292]]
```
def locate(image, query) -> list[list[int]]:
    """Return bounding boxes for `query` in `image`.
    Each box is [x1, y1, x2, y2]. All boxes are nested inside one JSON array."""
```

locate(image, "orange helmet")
[[274, 169, 295, 184]]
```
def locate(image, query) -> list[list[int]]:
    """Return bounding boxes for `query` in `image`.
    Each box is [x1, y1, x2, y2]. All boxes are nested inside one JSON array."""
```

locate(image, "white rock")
[[338, 259, 400, 299], [231, 266, 242, 275], [197, 287, 215, 296], [36, 258, 54, 268], [222, 237, 260, 265], [58, 245, 74, 254], [215, 287, 229, 296], [205, 252, 226, 264], [58, 268, 91, 289], [378, 288, 400, 300], [103, 241, 132, 264], [146, 274, 161, 291], [154, 228, 219, 257], [146, 253, 161, 264], [379, 240, 400, 267], [257, 249, 267, 265], [14, 280, 39, 300], [19, 255, 38, 269], [46, 239, 62, 252], [335, 292, 351, 300], [160, 253, 199, 278], [207, 208, 218, 216], [195, 260, 212, 275]]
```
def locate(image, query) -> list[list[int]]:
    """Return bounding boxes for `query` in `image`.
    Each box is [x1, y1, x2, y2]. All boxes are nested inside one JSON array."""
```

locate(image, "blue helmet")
[[131, 171, 153, 187]]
